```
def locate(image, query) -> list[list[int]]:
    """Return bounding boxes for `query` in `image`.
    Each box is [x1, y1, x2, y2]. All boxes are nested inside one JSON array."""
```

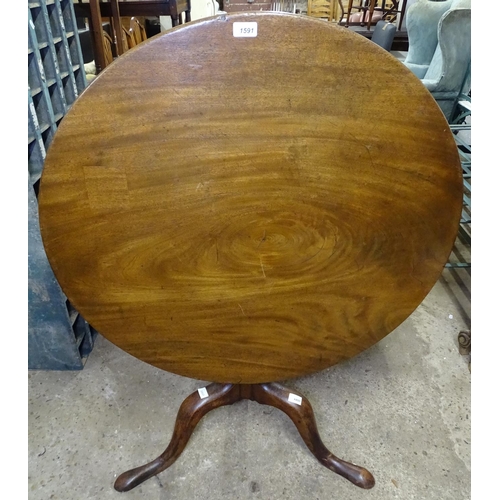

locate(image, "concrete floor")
[[28, 261, 471, 500]]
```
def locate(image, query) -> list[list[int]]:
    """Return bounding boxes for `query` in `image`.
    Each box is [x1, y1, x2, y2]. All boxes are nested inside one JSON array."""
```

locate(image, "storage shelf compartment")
[[29, 0, 91, 371]]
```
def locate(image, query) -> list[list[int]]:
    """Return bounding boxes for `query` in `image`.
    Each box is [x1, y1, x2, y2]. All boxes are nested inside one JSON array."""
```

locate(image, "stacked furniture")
[[402, 0, 471, 120]]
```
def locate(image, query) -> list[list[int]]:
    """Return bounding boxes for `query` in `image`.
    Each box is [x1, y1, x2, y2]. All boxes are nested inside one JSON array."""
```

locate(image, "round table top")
[[39, 13, 463, 384]]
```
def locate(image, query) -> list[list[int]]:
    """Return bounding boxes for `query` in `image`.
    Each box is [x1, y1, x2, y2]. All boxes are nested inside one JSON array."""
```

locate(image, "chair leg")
[[368, 0, 376, 30], [345, 0, 354, 27]]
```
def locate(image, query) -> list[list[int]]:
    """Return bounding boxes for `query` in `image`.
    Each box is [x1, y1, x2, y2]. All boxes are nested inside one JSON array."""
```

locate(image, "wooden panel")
[[224, 0, 272, 13], [75, 0, 189, 17], [38, 13, 463, 383]]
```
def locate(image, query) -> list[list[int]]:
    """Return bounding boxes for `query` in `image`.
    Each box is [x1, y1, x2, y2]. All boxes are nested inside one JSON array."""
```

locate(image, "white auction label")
[[288, 393, 302, 405], [233, 22, 258, 38], [198, 387, 209, 399]]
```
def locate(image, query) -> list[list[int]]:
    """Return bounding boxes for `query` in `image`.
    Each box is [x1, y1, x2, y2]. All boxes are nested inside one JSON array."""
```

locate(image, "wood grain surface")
[[38, 13, 463, 383]]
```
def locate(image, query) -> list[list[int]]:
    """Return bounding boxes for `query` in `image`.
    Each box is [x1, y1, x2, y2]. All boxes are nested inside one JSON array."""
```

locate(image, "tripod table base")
[[114, 382, 375, 492]]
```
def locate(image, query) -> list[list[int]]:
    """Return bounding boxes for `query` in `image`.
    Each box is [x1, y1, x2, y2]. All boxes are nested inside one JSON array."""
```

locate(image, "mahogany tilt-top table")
[[38, 12, 463, 492]]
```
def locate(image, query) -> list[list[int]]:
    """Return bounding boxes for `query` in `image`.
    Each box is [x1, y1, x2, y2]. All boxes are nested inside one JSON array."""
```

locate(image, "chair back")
[[371, 20, 396, 51], [307, 0, 336, 21], [403, 0, 470, 78], [130, 17, 148, 46], [403, 0, 471, 119], [102, 30, 114, 66], [122, 24, 135, 49]]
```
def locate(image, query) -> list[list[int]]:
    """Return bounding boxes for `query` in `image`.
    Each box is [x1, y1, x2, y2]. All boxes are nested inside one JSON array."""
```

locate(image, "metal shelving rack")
[[28, 0, 87, 183], [28, 0, 97, 370], [446, 90, 471, 270]]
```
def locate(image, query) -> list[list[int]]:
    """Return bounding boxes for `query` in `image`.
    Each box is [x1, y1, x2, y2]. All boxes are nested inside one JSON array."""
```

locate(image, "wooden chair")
[[345, 0, 377, 29], [121, 23, 135, 49], [307, 0, 337, 21], [102, 30, 114, 66], [129, 17, 147, 46], [119, 17, 147, 52], [344, 1, 406, 30], [80, 0, 190, 73]]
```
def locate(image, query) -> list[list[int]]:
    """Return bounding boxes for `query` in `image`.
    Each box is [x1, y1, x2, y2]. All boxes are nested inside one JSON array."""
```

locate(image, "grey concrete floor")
[[28, 262, 471, 500]]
